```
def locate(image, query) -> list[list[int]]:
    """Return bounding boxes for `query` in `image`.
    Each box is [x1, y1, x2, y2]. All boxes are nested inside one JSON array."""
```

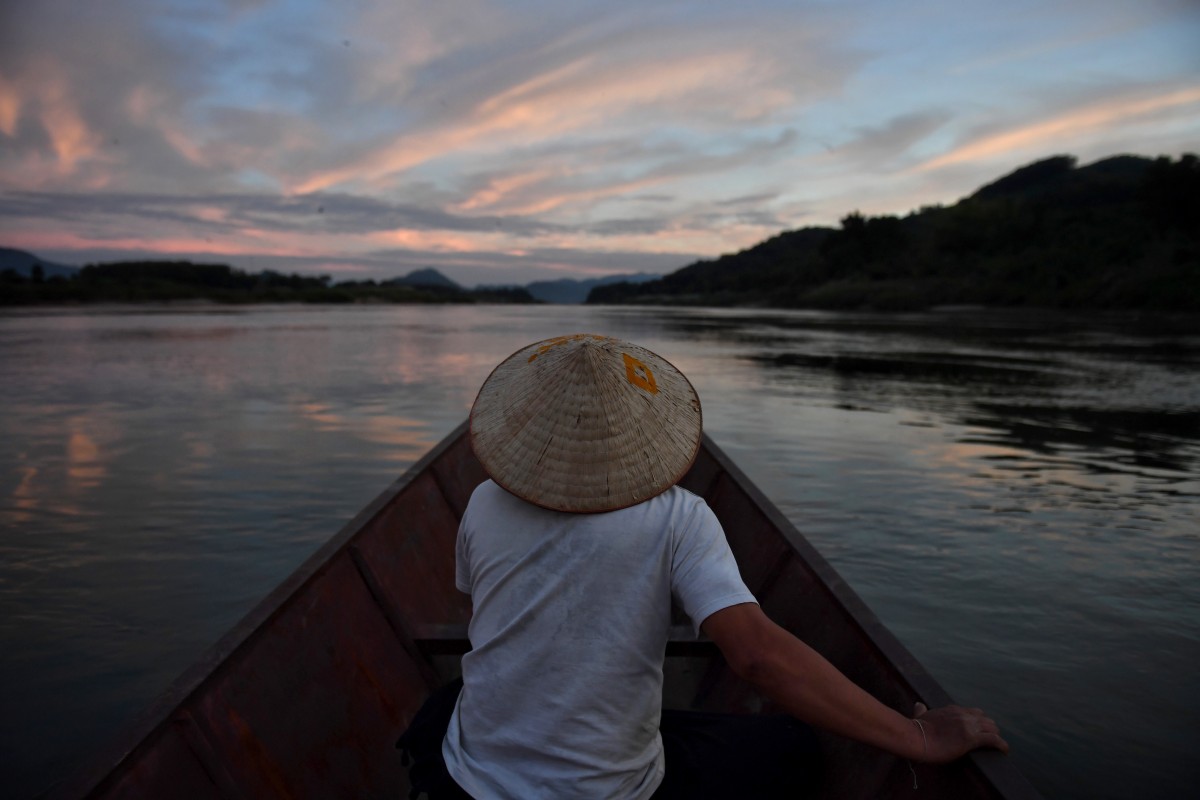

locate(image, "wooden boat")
[[50, 422, 1043, 799]]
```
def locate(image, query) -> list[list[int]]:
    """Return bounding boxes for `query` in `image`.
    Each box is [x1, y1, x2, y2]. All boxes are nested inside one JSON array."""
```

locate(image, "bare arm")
[[701, 602, 1010, 763]]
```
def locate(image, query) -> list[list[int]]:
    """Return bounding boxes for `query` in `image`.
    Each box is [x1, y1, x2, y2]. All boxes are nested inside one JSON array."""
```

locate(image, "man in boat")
[[399, 334, 1008, 799]]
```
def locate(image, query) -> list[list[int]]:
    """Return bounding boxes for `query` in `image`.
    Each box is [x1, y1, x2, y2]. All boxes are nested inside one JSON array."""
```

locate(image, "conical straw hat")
[[470, 334, 702, 513]]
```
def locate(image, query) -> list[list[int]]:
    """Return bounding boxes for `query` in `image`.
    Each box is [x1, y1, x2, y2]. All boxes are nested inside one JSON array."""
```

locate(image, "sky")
[[1, 0, 1198, 287]]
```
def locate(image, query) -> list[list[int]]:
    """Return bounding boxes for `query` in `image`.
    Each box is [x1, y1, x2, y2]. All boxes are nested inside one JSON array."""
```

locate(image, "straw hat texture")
[[470, 334, 702, 513]]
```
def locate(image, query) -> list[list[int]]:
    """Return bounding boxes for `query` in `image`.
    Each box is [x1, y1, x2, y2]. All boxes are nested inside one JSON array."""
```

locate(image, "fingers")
[[915, 704, 1011, 759], [983, 731, 1011, 755], [975, 715, 1010, 753], [967, 711, 1009, 755]]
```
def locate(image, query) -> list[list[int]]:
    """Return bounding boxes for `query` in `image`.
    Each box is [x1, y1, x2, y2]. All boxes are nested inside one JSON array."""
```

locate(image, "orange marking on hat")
[[623, 353, 658, 395]]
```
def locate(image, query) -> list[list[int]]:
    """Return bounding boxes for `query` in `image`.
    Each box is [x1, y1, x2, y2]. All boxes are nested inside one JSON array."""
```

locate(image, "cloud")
[[0, 189, 565, 240], [285, 6, 859, 194], [0, 1, 256, 192], [446, 129, 799, 218], [0, 74, 19, 136], [915, 84, 1200, 173], [831, 111, 953, 167]]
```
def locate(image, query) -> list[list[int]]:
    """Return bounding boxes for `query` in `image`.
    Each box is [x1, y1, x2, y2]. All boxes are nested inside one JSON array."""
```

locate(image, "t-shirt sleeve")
[[670, 496, 757, 635]]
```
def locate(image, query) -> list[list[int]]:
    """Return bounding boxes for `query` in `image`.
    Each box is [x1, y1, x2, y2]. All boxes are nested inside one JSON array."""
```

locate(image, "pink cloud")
[[473, 173, 667, 217], [1, 230, 316, 260], [0, 60, 105, 183], [916, 86, 1200, 173], [40, 83, 99, 172], [367, 228, 514, 254], [291, 48, 784, 195], [456, 168, 563, 212], [0, 75, 20, 137]]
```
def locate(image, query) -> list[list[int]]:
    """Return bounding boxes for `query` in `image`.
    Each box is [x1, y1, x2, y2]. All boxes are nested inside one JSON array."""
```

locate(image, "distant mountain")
[[524, 273, 660, 304], [387, 268, 462, 290], [0, 247, 79, 278], [589, 153, 1200, 311]]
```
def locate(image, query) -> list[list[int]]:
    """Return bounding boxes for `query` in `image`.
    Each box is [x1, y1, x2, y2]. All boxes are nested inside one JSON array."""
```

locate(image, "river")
[[1, 304, 1197, 798]]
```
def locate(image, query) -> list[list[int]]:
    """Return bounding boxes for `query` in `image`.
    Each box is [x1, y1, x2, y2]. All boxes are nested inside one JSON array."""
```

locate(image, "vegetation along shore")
[[590, 153, 1199, 311], [2, 153, 1196, 311]]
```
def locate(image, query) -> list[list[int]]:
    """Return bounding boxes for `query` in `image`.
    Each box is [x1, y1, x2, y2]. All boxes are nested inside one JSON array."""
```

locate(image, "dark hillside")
[[591, 227, 832, 305], [589, 153, 1199, 311], [388, 268, 462, 290], [0, 247, 79, 279]]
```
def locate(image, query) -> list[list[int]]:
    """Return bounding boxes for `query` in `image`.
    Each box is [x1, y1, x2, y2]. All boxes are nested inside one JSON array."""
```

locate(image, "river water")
[[1, 304, 1197, 798]]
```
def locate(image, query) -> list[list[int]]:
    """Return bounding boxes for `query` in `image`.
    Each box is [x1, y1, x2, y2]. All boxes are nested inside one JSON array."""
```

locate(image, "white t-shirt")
[[442, 480, 757, 800]]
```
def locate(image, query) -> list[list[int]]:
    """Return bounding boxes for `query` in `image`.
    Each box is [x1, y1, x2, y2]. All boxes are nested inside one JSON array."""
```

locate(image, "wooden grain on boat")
[[50, 422, 1043, 799]]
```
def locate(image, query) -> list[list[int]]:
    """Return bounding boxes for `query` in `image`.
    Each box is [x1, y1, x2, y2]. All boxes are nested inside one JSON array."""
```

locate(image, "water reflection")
[[682, 309, 1200, 500], [754, 351, 1065, 386], [10, 463, 39, 524], [67, 429, 107, 489], [962, 403, 1199, 476], [295, 400, 438, 464]]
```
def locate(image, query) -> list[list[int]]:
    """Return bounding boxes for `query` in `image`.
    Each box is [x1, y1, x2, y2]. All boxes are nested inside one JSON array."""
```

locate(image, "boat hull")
[[50, 422, 1041, 799]]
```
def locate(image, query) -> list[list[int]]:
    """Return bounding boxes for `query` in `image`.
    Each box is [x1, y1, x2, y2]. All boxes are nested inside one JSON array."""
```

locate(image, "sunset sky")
[[1, 0, 1198, 286]]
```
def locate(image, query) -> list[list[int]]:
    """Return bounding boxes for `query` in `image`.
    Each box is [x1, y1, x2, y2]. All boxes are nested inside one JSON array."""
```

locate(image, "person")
[[398, 333, 1008, 799]]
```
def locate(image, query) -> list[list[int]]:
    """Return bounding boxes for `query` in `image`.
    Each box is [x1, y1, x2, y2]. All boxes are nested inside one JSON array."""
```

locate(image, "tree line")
[[588, 153, 1200, 311], [0, 260, 536, 305]]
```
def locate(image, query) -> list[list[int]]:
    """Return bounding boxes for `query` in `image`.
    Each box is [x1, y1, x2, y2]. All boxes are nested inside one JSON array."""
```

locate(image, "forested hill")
[[588, 153, 1200, 311], [0, 260, 536, 305]]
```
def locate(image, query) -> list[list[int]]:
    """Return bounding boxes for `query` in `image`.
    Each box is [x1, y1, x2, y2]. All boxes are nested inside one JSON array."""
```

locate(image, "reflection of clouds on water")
[[67, 429, 106, 489], [358, 416, 438, 463], [296, 402, 343, 431], [3, 413, 115, 530], [185, 435, 215, 461], [911, 437, 1031, 480], [908, 432, 1191, 525], [10, 463, 40, 525], [292, 401, 437, 464], [386, 346, 478, 385], [706, 309, 1200, 489], [669, 352, 763, 402]]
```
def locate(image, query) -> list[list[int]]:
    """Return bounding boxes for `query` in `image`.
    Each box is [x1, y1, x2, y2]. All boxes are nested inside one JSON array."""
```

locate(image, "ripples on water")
[[1, 305, 1197, 798]]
